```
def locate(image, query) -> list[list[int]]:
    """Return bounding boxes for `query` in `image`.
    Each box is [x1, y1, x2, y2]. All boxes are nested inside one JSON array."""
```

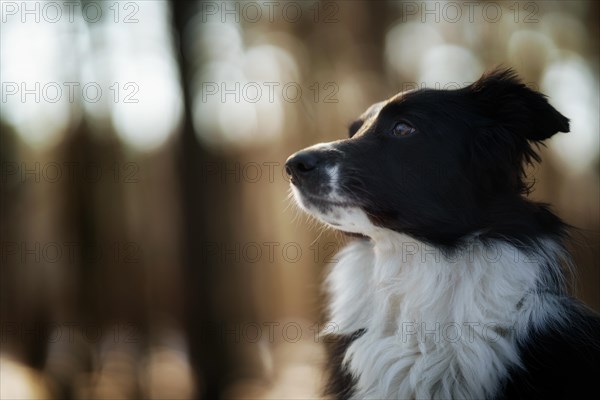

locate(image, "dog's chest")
[[325, 235, 540, 399]]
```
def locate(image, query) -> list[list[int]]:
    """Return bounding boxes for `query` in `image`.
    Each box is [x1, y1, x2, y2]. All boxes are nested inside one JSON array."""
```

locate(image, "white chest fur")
[[325, 232, 564, 399]]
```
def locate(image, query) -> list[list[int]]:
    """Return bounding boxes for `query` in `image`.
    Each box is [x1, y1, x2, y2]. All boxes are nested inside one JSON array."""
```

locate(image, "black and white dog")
[[286, 69, 600, 399]]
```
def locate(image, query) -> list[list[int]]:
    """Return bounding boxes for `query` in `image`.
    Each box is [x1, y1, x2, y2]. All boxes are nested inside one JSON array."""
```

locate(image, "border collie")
[[285, 69, 600, 399]]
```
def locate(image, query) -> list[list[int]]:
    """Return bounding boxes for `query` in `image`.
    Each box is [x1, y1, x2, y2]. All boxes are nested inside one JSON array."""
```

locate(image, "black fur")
[[501, 306, 600, 399], [324, 329, 365, 400]]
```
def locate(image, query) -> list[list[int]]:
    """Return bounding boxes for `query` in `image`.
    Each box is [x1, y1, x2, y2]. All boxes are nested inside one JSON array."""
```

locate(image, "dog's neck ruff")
[[326, 231, 567, 399]]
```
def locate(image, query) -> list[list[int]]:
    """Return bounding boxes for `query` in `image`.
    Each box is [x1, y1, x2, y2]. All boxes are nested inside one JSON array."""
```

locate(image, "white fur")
[[290, 187, 378, 234], [325, 230, 567, 399]]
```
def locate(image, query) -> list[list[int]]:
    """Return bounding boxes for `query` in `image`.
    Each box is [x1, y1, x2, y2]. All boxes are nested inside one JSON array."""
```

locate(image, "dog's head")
[[286, 69, 569, 245]]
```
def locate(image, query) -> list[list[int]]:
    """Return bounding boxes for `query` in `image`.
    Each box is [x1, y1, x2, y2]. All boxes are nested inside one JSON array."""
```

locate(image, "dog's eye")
[[392, 121, 416, 137]]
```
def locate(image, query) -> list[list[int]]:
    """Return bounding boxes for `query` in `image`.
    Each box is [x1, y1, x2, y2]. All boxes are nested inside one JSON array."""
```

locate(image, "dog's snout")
[[285, 151, 320, 180]]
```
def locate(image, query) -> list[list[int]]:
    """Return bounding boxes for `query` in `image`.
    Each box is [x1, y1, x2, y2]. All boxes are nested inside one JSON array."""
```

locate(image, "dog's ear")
[[467, 69, 569, 194], [469, 68, 570, 141]]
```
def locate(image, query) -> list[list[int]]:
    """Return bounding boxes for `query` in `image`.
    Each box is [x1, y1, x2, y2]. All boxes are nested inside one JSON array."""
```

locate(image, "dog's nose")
[[285, 151, 319, 181]]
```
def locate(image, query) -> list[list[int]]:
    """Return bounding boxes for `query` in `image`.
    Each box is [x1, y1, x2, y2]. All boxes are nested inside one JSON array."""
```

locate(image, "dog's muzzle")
[[285, 143, 339, 197], [286, 143, 376, 233]]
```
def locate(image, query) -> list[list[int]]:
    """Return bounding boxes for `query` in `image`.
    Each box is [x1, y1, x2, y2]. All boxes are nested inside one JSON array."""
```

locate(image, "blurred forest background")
[[1, 1, 599, 399]]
